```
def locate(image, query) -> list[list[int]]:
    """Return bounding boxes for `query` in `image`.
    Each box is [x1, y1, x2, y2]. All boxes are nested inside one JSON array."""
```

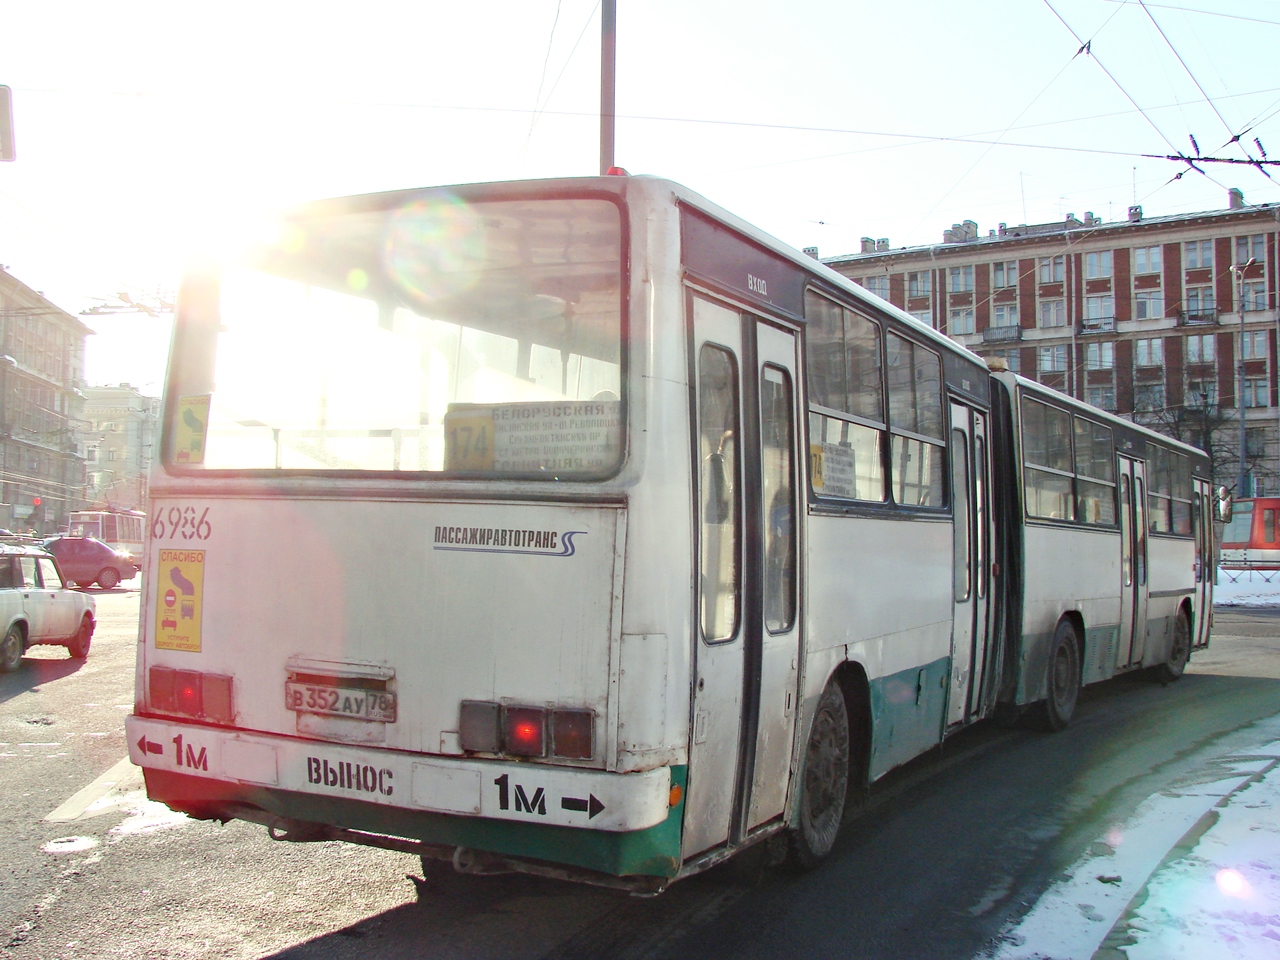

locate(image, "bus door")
[[684, 293, 802, 859], [1192, 478, 1212, 648], [946, 401, 990, 727], [1117, 456, 1150, 667]]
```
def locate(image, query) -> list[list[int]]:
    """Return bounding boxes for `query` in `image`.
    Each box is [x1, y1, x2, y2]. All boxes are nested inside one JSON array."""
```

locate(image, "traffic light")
[[32, 496, 41, 507], [0, 86, 14, 162]]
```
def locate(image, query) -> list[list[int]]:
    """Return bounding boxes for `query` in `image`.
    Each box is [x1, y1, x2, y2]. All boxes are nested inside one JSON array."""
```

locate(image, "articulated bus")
[[1220, 497, 1280, 570], [125, 175, 1210, 893]]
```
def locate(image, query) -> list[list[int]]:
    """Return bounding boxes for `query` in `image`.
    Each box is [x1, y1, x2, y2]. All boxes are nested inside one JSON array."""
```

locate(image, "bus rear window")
[[165, 196, 624, 479]]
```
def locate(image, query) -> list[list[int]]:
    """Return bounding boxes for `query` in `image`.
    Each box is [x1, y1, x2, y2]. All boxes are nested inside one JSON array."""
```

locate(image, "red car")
[[39, 536, 139, 589]]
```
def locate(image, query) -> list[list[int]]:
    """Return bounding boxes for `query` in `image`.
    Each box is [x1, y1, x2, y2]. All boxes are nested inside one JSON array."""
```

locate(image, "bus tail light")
[[459, 700, 501, 753], [458, 701, 594, 760], [503, 706, 547, 757], [149, 666, 234, 723], [551, 709, 593, 759]]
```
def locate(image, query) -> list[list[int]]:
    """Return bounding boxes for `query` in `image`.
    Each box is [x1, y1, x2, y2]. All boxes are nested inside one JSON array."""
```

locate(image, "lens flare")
[[383, 195, 485, 308], [1216, 868, 1251, 898], [346, 267, 368, 292]]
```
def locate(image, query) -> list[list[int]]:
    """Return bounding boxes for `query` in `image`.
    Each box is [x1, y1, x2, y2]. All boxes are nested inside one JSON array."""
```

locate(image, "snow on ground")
[[1120, 754, 1280, 959], [1215, 569, 1280, 608], [986, 725, 1280, 960]]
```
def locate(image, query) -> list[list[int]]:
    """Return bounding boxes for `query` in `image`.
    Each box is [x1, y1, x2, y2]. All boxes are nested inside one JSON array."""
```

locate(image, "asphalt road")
[[2, 598, 1278, 960]]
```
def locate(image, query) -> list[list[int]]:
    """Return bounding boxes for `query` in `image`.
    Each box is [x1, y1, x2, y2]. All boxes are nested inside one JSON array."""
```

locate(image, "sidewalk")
[[1215, 568, 1280, 608]]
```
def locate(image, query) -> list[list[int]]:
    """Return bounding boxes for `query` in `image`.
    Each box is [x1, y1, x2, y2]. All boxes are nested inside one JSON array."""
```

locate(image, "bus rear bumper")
[[125, 715, 685, 881], [126, 714, 672, 831]]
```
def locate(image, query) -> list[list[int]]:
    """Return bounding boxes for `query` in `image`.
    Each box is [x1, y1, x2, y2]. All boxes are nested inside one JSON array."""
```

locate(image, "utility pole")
[[599, 0, 616, 176], [1234, 258, 1256, 496]]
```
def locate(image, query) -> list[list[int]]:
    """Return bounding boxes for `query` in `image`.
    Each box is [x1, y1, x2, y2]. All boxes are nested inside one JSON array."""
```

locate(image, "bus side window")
[[698, 344, 740, 643], [1266, 508, 1277, 544], [761, 364, 796, 634]]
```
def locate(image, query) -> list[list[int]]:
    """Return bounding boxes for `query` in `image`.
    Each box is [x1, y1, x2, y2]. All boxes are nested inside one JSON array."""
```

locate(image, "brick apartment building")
[[823, 187, 1280, 495], [0, 267, 90, 532]]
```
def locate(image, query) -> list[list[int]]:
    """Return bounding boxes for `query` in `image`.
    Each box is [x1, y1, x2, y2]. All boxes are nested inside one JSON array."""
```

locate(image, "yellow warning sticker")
[[155, 549, 205, 652], [175, 395, 210, 465]]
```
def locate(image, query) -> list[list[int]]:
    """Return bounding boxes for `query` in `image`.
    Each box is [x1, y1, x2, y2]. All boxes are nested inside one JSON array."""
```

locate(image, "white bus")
[[125, 175, 1210, 893]]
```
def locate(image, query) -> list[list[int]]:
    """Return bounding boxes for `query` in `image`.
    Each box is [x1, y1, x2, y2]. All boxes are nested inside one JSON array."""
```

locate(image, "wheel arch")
[[830, 660, 872, 799], [1061, 610, 1086, 682]]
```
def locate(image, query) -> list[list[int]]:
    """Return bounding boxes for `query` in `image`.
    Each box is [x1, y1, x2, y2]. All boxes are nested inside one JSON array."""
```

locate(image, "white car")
[[0, 544, 97, 671]]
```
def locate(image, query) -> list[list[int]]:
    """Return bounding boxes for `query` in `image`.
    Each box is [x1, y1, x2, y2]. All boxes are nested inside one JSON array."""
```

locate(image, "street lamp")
[[1233, 258, 1256, 497]]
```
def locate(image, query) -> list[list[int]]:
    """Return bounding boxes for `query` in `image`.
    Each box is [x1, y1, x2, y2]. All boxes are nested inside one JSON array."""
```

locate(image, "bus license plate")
[[285, 683, 397, 722]]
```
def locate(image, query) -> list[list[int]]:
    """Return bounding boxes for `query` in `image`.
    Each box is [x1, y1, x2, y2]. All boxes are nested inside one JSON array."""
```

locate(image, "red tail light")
[[149, 666, 233, 723], [551, 709, 594, 759], [502, 706, 547, 757]]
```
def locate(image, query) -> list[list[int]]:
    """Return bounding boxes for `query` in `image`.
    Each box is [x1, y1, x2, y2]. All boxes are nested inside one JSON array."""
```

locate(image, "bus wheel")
[[1154, 609, 1191, 684], [66, 616, 92, 660], [1039, 619, 1081, 732], [788, 682, 849, 869], [0, 624, 23, 672]]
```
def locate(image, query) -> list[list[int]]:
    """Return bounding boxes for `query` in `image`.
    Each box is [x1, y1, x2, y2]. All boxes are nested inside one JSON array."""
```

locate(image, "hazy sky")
[[3, 0, 1279, 390]]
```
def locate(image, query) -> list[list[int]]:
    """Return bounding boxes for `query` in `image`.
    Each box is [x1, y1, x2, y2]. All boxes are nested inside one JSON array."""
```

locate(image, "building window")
[[991, 348, 1021, 372], [949, 308, 975, 335], [1039, 299, 1066, 328], [1187, 334, 1215, 363], [1039, 256, 1065, 283], [864, 275, 889, 298], [993, 304, 1019, 327], [908, 310, 934, 328], [1085, 341, 1114, 370], [908, 271, 932, 298], [1242, 281, 1267, 311], [1185, 285, 1215, 317], [1244, 378, 1270, 408], [1236, 234, 1266, 266], [1134, 246, 1162, 275], [1242, 330, 1268, 359], [1135, 291, 1164, 320], [1247, 427, 1267, 457], [1134, 383, 1166, 412], [1187, 379, 1217, 409], [1087, 386, 1116, 411], [1084, 295, 1114, 323], [1184, 239, 1214, 270], [1085, 251, 1113, 279], [993, 260, 1019, 288], [1136, 338, 1164, 366], [949, 266, 974, 292], [1039, 344, 1068, 372]]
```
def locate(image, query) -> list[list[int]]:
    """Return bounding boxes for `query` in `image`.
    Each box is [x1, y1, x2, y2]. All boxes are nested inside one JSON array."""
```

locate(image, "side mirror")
[[1215, 486, 1233, 523]]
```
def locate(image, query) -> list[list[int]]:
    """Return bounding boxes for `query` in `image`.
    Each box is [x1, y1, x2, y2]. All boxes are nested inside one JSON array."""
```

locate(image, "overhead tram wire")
[[1138, 0, 1270, 178], [1040, 0, 1231, 191], [906, 0, 1131, 240], [529, 1, 601, 142], [526, 0, 564, 144], [1100, 1, 1280, 29]]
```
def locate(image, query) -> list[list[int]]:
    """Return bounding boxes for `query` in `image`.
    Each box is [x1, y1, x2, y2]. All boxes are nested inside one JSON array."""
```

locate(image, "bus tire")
[[0, 624, 23, 672], [1154, 609, 1191, 684], [66, 616, 92, 660], [1038, 619, 1081, 732], [787, 682, 850, 870]]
